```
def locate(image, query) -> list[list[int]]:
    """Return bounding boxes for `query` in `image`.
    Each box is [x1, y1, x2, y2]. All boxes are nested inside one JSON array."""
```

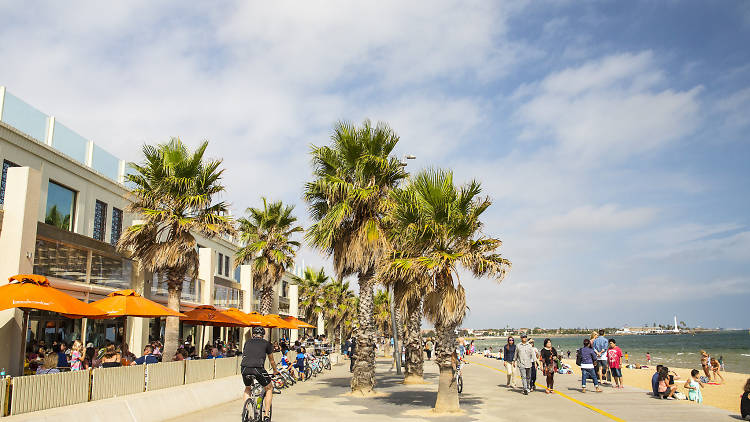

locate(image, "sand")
[[561, 358, 748, 413]]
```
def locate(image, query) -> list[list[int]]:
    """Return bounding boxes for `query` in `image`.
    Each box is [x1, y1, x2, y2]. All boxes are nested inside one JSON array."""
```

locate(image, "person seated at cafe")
[[55, 342, 69, 369], [36, 354, 61, 374], [174, 349, 187, 361], [132, 345, 159, 365], [208, 346, 224, 359], [101, 345, 122, 368]]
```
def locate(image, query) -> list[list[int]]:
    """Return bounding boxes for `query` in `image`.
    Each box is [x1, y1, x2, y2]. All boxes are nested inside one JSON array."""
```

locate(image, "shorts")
[[595, 360, 608, 371], [610, 368, 622, 377], [241, 367, 271, 387]]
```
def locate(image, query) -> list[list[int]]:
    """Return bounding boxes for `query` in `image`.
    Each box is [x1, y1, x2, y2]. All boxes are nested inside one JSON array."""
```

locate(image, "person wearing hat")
[[515, 334, 536, 395]]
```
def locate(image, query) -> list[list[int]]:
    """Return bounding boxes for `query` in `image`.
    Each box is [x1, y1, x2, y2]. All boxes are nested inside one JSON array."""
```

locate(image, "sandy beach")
[[561, 359, 748, 413]]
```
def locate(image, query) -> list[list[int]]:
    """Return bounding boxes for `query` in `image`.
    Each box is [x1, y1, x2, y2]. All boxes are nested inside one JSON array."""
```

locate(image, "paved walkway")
[[172, 356, 736, 422]]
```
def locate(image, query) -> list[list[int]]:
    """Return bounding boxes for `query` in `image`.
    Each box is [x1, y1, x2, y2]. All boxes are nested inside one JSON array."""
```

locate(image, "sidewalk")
[[173, 356, 736, 422]]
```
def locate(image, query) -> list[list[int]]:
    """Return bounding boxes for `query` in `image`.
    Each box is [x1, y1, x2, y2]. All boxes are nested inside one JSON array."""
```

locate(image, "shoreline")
[[558, 358, 748, 413]]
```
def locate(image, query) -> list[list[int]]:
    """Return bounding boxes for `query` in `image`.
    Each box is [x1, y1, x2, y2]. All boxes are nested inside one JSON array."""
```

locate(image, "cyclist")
[[241, 327, 279, 422]]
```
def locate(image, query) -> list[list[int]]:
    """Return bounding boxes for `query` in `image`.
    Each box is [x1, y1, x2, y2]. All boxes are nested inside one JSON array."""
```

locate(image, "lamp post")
[[391, 154, 415, 374]]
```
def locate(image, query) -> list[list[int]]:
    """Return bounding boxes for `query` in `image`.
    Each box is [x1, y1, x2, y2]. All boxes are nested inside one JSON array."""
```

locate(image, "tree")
[[304, 120, 407, 394], [383, 169, 510, 412], [297, 267, 329, 334], [118, 138, 234, 361], [373, 290, 392, 338], [235, 197, 303, 314], [322, 279, 356, 350]]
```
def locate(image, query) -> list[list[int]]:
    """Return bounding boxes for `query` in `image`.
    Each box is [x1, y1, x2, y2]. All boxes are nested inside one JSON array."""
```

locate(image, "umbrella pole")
[[19, 309, 29, 375]]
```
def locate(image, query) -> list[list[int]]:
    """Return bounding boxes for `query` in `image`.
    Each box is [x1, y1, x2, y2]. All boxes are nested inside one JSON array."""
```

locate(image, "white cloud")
[[533, 204, 657, 234], [516, 51, 702, 163]]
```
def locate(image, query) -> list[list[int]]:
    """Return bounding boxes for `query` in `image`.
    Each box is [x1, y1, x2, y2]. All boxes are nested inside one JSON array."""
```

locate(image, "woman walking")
[[540, 338, 558, 394], [579, 339, 602, 393], [700, 350, 711, 380]]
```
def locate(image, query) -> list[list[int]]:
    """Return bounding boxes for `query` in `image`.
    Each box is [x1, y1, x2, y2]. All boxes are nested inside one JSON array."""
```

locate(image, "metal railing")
[[4, 357, 242, 416]]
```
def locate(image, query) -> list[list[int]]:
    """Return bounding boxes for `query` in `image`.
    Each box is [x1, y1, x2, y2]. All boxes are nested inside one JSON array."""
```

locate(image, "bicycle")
[[455, 361, 464, 394], [241, 378, 271, 422]]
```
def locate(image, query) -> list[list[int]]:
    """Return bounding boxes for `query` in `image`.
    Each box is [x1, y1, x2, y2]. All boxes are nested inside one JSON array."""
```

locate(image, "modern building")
[[0, 86, 312, 376]]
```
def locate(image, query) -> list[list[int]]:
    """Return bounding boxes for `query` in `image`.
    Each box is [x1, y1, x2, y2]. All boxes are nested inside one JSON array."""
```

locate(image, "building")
[[0, 86, 310, 376]]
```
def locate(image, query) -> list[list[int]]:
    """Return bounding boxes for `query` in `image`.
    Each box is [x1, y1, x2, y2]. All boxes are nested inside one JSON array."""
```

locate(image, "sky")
[[1, 1, 749, 329]]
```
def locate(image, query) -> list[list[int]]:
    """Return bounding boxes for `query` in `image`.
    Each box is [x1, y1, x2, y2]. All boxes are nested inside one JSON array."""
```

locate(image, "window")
[[45, 181, 76, 231], [1, 160, 20, 205], [33, 238, 87, 282], [93, 200, 107, 241], [218, 253, 223, 275], [110, 207, 123, 245], [224, 255, 230, 277]]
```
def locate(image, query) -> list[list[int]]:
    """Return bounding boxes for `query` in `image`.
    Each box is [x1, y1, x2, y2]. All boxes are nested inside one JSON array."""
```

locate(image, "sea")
[[473, 330, 750, 374]]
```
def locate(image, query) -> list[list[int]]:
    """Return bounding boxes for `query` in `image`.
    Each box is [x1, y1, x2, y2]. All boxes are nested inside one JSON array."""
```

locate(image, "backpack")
[[575, 348, 582, 366]]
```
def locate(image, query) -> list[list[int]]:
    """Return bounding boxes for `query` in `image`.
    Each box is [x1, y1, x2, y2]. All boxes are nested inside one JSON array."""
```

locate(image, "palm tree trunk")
[[260, 287, 274, 314], [351, 270, 376, 394], [403, 298, 424, 384], [433, 319, 459, 413], [333, 323, 341, 354], [163, 272, 183, 362]]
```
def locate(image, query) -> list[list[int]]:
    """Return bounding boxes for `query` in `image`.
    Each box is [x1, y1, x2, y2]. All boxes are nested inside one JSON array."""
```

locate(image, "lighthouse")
[[674, 315, 679, 333]]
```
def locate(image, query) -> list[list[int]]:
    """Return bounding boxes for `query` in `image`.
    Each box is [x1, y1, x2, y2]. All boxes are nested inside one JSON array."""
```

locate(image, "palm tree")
[[297, 267, 329, 334], [235, 198, 303, 314], [118, 138, 234, 361], [372, 290, 392, 338], [304, 120, 407, 394], [321, 279, 356, 351], [383, 169, 511, 412]]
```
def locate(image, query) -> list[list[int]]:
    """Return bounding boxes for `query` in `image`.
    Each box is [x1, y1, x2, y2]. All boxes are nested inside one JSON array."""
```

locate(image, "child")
[[684, 369, 704, 403], [70, 340, 84, 371], [741, 378, 750, 420], [607, 339, 623, 389], [294, 347, 307, 381]]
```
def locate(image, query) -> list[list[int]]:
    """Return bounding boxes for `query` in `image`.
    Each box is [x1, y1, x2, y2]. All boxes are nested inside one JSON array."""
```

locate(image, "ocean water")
[[474, 330, 750, 374]]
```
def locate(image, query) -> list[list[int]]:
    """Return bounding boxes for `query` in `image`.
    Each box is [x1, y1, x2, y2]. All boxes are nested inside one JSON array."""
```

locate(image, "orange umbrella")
[[223, 308, 271, 327], [245, 312, 280, 328], [0, 274, 106, 316], [89, 290, 185, 318], [264, 314, 299, 329], [180, 305, 247, 327], [0, 274, 106, 375], [284, 315, 316, 328]]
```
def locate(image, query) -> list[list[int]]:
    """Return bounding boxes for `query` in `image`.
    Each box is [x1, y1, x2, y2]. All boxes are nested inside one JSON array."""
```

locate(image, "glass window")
[[51, 121, 87, 163], [0, 91, 49, 142], [91, 144, 120, 181], [213, 285, 240, 308], [33, 238, 88, 282], [151, 272, 201, 302], [218, 253, 223, 275], [1, 160, 20, 205], [110, 207, 123, 245], [93, 200, 107, 241], [90, 253, 132, 290], [234, 266, 241, 282], [45, 181, 76, 231], [224, 255, 230, 277]]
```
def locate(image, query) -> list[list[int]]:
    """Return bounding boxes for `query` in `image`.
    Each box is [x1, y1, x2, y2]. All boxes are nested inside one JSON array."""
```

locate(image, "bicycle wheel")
[[304, 366, 312, 380], [242, 398, 253, 422], [457, 375, 463, 394], [253, 395, 264, 422], [325, 360, 331, 370]]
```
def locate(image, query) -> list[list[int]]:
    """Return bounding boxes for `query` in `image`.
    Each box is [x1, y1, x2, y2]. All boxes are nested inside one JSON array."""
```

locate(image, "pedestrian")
[[567, 350, 571, 359], [425, 338, 433, 361], [349, 337, 357, 373], [540, 338, 558, 394], [579, 338, 602, 393], [69, 340, 84, 371], [646, 351, 651, 365], [710, 358, 724, 384], [592, 329, 609, 384], [741, 378, 750, 420], [529, 338, 540, 391], [515, 334, 535, 395], [503, 337, 517, 388], [683, 369, 704, 403], [607, 338, 623, 389], [700, 350, 711, 380]]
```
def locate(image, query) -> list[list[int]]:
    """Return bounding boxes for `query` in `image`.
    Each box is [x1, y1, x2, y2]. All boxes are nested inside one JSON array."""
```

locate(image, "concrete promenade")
[[174, 356, 736, 422]]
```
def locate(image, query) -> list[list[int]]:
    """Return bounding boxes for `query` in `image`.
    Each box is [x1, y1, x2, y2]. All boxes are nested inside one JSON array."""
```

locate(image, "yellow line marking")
[[469, 360, 625, 422]]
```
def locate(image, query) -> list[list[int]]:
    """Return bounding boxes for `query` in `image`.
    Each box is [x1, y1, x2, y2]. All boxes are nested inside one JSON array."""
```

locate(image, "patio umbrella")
[[283, 315, 316, 329], [245, 312, 283, 328], [0, 274, 106, 375], [223, 308, 273, 327], [181, 305, 248, 351], [89, 290, 185, 318], [264, 314, 299, 329]]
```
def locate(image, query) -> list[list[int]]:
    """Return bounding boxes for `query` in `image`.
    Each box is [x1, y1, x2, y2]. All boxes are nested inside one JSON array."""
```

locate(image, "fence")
[[91, 364, 146, 401], [10, 369, 89, 415], [4, 356, 242, 416]]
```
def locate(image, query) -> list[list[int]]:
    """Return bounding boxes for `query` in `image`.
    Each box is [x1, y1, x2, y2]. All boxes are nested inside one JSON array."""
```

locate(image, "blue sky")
[[1, 1, 748, 329]]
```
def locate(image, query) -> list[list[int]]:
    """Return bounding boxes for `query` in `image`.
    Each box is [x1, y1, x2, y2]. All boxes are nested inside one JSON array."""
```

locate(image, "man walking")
[[593, 329, 609, 384], [503, 337, 517, 388], [515, 334, 535, 395], [529, 338, 540, 391], [349, 336, 357, 373]]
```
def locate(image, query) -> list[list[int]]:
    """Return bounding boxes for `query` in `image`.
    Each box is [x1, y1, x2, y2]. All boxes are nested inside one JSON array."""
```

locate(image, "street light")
[[391, 154, 415, 374]]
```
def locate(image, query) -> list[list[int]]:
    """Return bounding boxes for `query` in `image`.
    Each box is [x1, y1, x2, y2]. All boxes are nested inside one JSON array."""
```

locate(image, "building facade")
[[0, 87, 303, 376]]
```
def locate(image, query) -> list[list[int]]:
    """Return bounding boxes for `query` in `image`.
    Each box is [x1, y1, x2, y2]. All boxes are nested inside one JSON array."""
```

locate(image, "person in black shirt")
[[741, 378, 750, 420], [241, 327, 279, 422], [540, 338, 558, 394], [349, 337, 357, 373]]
